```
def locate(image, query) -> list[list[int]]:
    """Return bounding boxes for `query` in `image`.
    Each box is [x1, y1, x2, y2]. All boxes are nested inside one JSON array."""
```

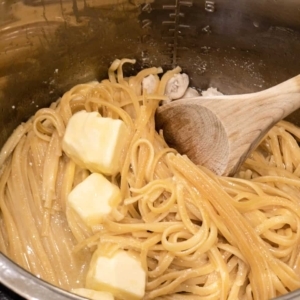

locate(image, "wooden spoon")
[[156, 75, 300, 176]]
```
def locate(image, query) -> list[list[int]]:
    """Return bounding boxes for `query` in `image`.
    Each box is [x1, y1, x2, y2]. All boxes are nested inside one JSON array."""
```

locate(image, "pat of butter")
[[72, 288, 114, 300], [68, 173, 121, 227], [86, 249, 146, 300], [62, 110, 128, 175]]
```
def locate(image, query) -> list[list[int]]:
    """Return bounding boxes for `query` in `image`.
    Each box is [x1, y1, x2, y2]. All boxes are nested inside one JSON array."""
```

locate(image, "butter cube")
[[86, 250, 146, 300], [72, 288, 114, 300], [62, 111, 128, 175], [68, 173, 121, 227]]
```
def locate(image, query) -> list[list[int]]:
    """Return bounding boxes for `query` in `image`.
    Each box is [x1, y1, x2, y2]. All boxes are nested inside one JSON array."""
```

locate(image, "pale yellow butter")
[[62, 110, 128, 175], [68, 173, 121, 227], [86, 249, 146, 300]]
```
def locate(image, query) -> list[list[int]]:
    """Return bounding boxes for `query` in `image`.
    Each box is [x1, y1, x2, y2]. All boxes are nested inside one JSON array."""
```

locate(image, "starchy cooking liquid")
[[0, 59, 300, 300]]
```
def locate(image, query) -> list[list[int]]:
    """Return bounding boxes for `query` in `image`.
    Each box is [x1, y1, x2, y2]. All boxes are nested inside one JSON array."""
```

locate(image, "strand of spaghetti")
[[219, 176, 267, 197], [148, 252, 175, 278], [227, 260, 248, 300], [170, 225, 217, 258], [87, 84, 117, 118], [58, 83, 98, 124], [256, 217, 297, 241], [148, 148, 177, 181], [146, 185, 176, 214], [217, 243, 245, 262], [0, 159, 28, 266], [253, 175, 300, 188], [279, 120, 300, 140], [244, 159, 300, 178], [140, 233, 162, 271], [288, 230, 300, 267], [84, 97, 134, 128], [294, 163, 300, 177], [208, 246, 230, 299], [155, 294, 214, 300], [100, 236, 145, 254], [161, 223, 204, 252], [224, 178, 299, 205], [88, 84, 114, 104], [280, 130, 294, 172], [66, 206, 92, 243], [129, 178, 173, 195], [105, 219, 181, 233], [147, 265, 215, 299], [269, 129, 284, 169], [59, 158, 76, 213], [42, 131, 61, 207], [226, 254, 239, 272], [176, 183, 198, 234], [108, 59, 121, 83], [126, 202, 141, 220], [131, 139, 155, 183], [34, 108, 65, 137], [59, 91, 75, 124], [72, 231, 103, 253], [130, 139, 154, 188], [116, 58, 136, 85], [0, 223, 7, 255], [129, 67, 163, 95], [26, 156, 45, 215], [173, 282, 220, 298], [110, 83, 140, 115], [0, 121, 32, 166], [264, 240, 297, 260], [157, 67, 182, 96], [138, 193, 158, 222], [119, 94, 168, 107], [97, 242, 121, 258], [219, 177, 260, 194], [120, 105, 153, 195], [69, 99, 86, 114], [68, 83, 98, 96], [245, 284, 254, 300], [229, 195, 300, 216], [141, 210, 170, 224], [28, 133, 48, 178]]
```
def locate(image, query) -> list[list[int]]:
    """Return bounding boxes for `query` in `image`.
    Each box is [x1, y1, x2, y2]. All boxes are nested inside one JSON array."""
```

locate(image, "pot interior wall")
[[1, 0, 300, 149]]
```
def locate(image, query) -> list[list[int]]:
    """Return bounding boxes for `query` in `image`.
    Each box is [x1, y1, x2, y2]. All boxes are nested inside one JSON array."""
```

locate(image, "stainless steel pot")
[[1, 0, 300, 299]]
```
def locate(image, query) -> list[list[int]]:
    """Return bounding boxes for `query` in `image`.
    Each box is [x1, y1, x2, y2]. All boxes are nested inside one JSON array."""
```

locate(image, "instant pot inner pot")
[[1, 0, 300, 298]]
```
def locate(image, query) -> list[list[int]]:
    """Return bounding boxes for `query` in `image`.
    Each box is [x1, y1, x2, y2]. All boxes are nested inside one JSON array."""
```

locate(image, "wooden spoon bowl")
[[156, 75, 300, 176]]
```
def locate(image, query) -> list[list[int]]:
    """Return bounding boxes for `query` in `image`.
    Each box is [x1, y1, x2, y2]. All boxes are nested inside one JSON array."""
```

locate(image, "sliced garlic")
[[165, 73, 189, 100]]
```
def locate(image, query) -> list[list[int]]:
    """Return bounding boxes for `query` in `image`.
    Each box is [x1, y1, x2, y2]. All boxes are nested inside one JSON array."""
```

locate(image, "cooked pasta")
[[0, 58, 300, 299]]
